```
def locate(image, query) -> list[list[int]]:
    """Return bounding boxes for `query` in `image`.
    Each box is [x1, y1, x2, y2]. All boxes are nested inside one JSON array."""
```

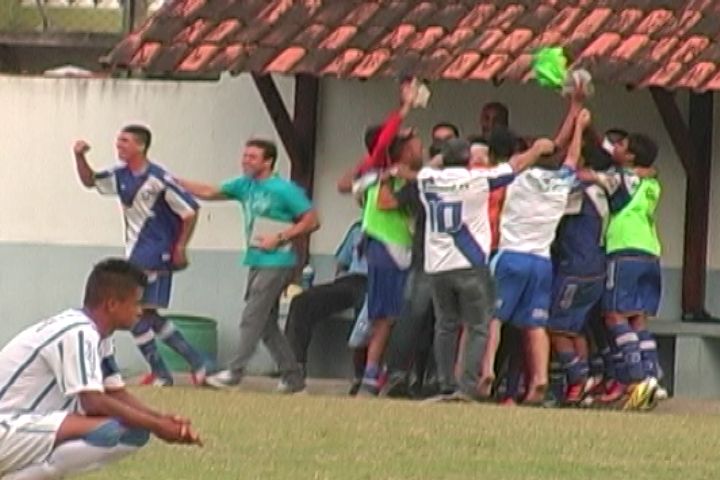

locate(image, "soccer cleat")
[[204, 369, 242, 389], [139, 373, 173, 387], [382, 374, 411, 398], [623, 377, 659, 411], [499, 397, 517, 407], [597, 380, 625, 404], [655, 385, 669, 401], [564, 383, 584, 405], [358, 378, 381, 397], [348, 378, 362, 396]]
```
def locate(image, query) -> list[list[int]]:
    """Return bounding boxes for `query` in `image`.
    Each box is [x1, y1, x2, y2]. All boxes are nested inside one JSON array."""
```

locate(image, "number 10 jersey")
[[417, 164, 515, 274]]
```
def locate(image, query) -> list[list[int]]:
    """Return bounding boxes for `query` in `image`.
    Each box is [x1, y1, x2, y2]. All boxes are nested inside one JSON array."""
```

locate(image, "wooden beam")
[[649, 88, 693, 173], [251, 73, 305, 174], [291, 74, 319, 196], [683, 92, 713, 319], [290, 74, 320, 271], [252, 73, 320, 274], [650, 87, 714, 320]]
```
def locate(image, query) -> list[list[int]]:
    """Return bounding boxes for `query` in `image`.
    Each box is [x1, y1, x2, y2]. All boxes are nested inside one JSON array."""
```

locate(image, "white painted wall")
[[0, 74, 295, 250]]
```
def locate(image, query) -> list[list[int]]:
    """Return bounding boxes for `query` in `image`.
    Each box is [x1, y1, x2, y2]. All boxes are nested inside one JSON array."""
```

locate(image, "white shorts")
[[0, 411, 67, 476]]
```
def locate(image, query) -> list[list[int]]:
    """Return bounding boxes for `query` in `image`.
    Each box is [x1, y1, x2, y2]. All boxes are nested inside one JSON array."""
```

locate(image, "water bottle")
[[301, 264, 315, 290]]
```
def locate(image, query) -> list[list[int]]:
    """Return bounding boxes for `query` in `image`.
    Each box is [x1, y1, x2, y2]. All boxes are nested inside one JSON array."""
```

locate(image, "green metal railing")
[[0, 0, 160, 34]]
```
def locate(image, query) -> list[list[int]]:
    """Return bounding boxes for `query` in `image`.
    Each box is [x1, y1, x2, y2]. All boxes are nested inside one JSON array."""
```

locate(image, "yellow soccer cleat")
[[623, 377, 659, 412]]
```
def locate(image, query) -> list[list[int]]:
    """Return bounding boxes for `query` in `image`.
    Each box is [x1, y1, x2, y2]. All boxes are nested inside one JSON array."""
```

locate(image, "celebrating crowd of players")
[[0, 76, 665, 478], [331, 79, 665, 411]]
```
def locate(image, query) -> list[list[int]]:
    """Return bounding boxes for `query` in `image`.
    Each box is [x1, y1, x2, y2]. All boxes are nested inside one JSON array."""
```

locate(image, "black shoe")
[[383, 375, 411, 398], [348, 378, 362, 396]]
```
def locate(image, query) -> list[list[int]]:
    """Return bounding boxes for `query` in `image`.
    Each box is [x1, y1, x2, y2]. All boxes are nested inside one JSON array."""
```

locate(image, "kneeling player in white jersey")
[[487, 110, 589, 404], [0, 259, 201, 479]]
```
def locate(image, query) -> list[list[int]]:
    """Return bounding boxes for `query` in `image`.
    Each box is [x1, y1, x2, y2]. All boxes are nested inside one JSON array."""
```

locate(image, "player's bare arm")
[[507, 138, 555, 173], [79, 390, 201, 445], [176, 178, 228, 201], [337, 166, 355, 194], [73, 140, 95, 187], [564, 109, 591, 170], [172, 212, 197, 271]]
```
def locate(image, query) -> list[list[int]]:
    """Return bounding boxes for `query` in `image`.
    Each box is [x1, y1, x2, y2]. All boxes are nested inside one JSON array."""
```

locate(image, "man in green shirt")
[[179, 139, 319, 393]]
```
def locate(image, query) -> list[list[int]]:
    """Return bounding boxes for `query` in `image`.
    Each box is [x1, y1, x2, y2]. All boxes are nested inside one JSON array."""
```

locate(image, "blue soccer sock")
[[150, 313, 206, 371], [636, 329, 660, 379], [589, 352, 605, 378], [610, 323, 644, 383], [132, 315, 172, 382], [557, 351, 589, 386], [599, 346, 617, 380], [363, 362, 380, 381]]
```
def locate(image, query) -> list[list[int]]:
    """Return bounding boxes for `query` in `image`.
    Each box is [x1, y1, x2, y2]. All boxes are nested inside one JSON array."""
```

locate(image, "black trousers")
[[386, 268, 435, 374], [284, 274, 367, 365]]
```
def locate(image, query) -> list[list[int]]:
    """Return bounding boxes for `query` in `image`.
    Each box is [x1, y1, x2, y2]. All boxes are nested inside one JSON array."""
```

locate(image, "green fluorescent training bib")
[[606, 178, 661, 256]]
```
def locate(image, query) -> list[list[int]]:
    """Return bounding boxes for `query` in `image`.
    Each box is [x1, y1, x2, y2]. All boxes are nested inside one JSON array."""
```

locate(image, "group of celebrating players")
[[333, 76, 665, 412], [0, 73, 665, 479]]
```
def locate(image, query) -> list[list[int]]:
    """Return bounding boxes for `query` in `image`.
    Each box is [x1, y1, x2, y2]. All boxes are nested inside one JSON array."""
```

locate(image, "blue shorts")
[[492, 251, 552, 328], [604, 254, 661, 316], [548, 273, 605, 334], [366, 238, 409, 320], [142, 271, 172, 309]]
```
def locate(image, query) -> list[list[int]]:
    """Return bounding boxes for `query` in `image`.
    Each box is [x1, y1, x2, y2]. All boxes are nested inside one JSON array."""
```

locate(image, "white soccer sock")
[[4, 440, 140, 480]]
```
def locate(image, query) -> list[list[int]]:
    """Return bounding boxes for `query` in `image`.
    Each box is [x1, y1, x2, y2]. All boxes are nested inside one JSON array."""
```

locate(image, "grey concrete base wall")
[[0, 242, 339, 377]]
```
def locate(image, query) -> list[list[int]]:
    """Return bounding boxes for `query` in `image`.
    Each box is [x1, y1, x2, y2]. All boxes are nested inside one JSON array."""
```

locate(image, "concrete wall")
[[0, 73, 715, 376]]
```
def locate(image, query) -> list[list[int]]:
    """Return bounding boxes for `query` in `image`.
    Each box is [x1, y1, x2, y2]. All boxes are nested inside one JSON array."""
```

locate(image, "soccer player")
[[0, 259, 200, 479], [73, 125, 211, 387], [596, 133, 664, 409], [415, 136, 554, 400], [376, 158, 434, 398], [178, 139, 319, 394], [489, 110, 590, 404], [548, 119, 613, 405], [284, 221, 367, 376]]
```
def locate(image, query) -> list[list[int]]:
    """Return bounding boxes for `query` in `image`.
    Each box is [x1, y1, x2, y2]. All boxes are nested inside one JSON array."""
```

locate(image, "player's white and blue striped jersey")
[[418, 164, 515, 273], [95, 163, 199, 271], [0, 310, 122, 415], [499, 166, 577, 258]]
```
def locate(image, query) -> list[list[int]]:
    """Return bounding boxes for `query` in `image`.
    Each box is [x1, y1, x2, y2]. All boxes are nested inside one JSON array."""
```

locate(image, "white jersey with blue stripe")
[[95, 162, 199, 270], [499, 166, 577, 258], [0, 310, 122, 415], [418, 164, 515, 273]]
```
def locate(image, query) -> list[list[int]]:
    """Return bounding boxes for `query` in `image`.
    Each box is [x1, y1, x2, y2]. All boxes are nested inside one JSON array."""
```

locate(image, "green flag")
[[532, 47, 568, 90]]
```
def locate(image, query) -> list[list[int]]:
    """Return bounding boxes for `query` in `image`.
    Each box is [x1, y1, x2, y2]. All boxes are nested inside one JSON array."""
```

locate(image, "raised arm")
[[176, 178, 228, 201], [565, 108, 591, 170], [73, 140, 96, 188], [507, 138, 556, 173], [354, 81, 417, 175], [553, 89, 584, 151]]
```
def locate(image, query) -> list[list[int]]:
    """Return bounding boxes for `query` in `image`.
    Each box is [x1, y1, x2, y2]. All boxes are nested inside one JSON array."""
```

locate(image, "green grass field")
[[80, 385, 720, 480]]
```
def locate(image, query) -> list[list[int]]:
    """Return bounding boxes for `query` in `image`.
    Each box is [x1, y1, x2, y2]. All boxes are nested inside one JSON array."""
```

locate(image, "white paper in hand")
[[413, 82, 431, 109], [250, 217, 294, 251]]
